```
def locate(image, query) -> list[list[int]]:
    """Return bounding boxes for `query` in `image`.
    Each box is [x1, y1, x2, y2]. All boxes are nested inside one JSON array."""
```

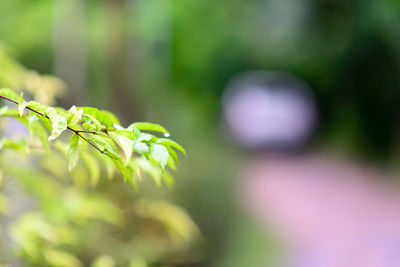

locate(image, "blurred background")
[[1, 0, 400, 266]]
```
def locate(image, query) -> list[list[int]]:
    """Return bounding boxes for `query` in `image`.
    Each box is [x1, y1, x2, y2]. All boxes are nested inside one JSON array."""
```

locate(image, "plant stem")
[[0, 93, 105, 153]]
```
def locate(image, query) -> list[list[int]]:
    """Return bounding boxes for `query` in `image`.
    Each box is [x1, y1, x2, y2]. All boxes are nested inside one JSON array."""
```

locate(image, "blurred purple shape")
[[223, 71, 317, 150]]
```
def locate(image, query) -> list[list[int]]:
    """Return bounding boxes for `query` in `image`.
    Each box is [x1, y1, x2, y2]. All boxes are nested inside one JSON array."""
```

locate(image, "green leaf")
[[54, 140, 68, 156], [67, 134, 80, 171], [138, 133, 153, 143], [112, 133, 133, 162], [130, 128, 150, 157], [80, 107, 99, 116], [97, 110, 120, 128], [80, 151, 100, 187], [165, 146, 179, 165], [18, 92, 27, 117], [111, 157, 137, 189], [83, 114, 103, 131], [0, 106, 9, 116], [46, 107, 67, 141], [0, 88, 19, 102], [114, 129, 135, 139], [79, 107, 120, 128], [0, 139, 28, 154], [66, 105, 83, 126], [27, 114, 50, 155], [134, 157, 162, 186], [128, 122, 170, 136], [150, 144, 169, 171], [156, 138, 186, 155], [0, 139, 6, 150], [26, 101, 48, 114], [26, 101, 51, 129], [167, 156, 177, 170], [133, 142, 149, 155], [132, 127, 153, 142], [86, 134, 118, 156], [94, 151, 115, 180]]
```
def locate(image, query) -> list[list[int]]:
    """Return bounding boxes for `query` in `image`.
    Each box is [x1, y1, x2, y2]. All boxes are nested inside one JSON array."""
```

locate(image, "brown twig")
[[0, 93, 106, 153]]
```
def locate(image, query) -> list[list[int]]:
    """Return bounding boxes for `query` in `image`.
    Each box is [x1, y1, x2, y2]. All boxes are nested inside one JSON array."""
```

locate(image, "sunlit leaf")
[[128, 122, 170, 136], [46, 107, 67, 141], [133, 141, 149, 155], [26, 101, 48, 114], [150, 144, 169, 171], [156, 138, 186, 155], [66, 105, 83, 126], [28, 113, 50, 155], [67, 134, 80, 171], [80, 151, 100, 187], [0, 106, 8, 116], [18, 92, 27, 117], [111, 133, 133, 162], [83, 113, 103, 131], [111, 157, 137, 189], [0, 88, 19, 101]]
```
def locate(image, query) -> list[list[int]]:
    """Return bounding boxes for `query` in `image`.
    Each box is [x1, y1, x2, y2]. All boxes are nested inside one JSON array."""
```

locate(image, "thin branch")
[[73, 129, 111, 139], [76, 132, 104, 153], [0, 93, 105, 153]]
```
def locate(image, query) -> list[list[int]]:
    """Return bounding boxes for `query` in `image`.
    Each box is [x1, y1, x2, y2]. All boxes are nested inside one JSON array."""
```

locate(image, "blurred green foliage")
[[1, 0, 400, 266]]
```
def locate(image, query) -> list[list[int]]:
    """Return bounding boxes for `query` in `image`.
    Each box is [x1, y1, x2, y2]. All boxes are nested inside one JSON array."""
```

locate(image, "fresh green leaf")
[[66, 105, 83, 126], [165, 146, 179, 165], [133, 141, 149, 155], [26, 101, 48, 114], [46, 107, 67, 141], [18, 92, 27, 117], [67, 134, 80, 171], [156, 138, 186, 155], [80, 107, 120, 128], [112, 133, 133, 162], [128, 122, 170, 136], [86, 134, 118, 155], [111, 157, 136, 189], [80, 151, 100, 187], [97, 110, 120, 128], [28, 114, 50, 155], [134, 157, 162, 186], [0, 106, 9, 116], [150, 144, 169, 171], [94, 151, 115, 180], [0, 88, 19, 102], [114, 129, 135, 139], [83, 114, 103, 131], [0, 139, 6, 150]]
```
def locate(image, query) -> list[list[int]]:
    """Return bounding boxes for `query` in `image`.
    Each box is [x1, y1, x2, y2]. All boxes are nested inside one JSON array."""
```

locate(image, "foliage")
[[0, 87, 185, 190], [0, 154, 200, 266], [0, 44, 198, 266]]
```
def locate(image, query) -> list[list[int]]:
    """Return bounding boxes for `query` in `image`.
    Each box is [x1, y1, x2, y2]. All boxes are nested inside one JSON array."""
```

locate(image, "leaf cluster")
[[0, 88, 185, 189]]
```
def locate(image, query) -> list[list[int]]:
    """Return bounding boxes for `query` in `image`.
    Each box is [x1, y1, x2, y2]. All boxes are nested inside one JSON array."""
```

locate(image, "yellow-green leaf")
[[67, 134, 80, 171], [156, 138, 186, 155], [18, 92, 27, 117], [46, 107, 67, 141], [128, 122, 170, 136], [80, 151, 100, 187], [0, 88, 19, 101], [150, 144, 169, 171], [66, 105, 83, 126]]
